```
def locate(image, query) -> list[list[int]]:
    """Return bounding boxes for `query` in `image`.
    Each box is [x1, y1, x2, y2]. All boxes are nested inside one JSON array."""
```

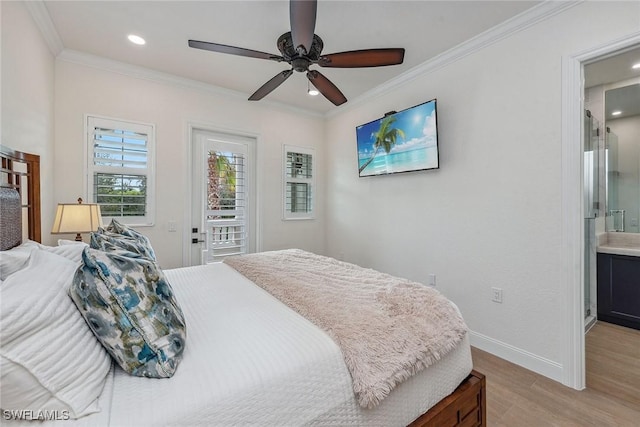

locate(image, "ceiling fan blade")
[[307, 70, 347, 106], [290, 0, 317, 55], [248, 70, 294, 101], [188, 40, 284, 62], [318, 48, 405, 68]]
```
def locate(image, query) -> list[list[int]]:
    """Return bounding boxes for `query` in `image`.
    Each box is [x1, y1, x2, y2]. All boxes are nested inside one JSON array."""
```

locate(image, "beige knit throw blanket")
[[224, 249, 468, 408]]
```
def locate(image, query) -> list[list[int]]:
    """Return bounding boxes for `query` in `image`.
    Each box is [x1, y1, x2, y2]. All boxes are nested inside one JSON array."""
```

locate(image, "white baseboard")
[[469, 330, 563, 383]]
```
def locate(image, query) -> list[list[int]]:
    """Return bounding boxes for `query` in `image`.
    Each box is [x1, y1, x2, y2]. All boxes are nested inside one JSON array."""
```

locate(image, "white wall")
[[324, 1, 640, 376], [54, 59, 326, 268], [1, 1, 55, 243], [585, 85, 605, 125]]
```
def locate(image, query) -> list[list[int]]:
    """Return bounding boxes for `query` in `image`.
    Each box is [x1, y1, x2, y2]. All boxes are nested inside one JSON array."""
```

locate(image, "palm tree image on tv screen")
[[356, 99, 438, 177]]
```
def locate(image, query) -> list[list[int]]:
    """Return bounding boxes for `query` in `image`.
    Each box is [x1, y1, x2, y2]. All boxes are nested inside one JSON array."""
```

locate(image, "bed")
[[0, 146, 485, 426]]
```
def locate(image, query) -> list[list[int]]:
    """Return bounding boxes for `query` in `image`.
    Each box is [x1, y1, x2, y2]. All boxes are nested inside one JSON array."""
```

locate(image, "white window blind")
[[283, 145, 315, 220], [87, 116, 155, 226]]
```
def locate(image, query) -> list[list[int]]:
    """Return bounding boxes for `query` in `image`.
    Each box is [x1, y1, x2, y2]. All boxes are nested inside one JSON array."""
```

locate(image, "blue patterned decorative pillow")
[[90, 231, 155, 260], [104, 219, 156, 261], [69, 247, 186, 378]]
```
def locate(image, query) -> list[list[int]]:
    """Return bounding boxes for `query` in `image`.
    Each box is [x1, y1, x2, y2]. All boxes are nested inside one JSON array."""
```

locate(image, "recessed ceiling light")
[[632, 63, 640, 70], [611, 110, 622, 116], [127, 34, 146, 45]]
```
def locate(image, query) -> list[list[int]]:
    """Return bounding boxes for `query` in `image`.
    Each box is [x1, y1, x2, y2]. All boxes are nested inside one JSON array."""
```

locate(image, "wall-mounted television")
[[356, 98, 438, 177]]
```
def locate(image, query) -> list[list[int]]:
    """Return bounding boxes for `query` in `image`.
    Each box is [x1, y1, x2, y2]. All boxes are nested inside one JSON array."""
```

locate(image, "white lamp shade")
[[51, 203, 103, 234]]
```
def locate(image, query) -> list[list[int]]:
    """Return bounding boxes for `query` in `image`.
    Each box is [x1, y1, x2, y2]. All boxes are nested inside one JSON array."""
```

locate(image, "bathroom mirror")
[[584, 46, 639, 233], [605, 83, 640, 233]]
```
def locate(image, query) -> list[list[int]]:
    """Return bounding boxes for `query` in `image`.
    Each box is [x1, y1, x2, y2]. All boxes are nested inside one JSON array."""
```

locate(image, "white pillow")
[[58, 239, 85, 246], [43, 242, 89, 266], [0, 250, 112, 419], [0, 240, 40, 280]]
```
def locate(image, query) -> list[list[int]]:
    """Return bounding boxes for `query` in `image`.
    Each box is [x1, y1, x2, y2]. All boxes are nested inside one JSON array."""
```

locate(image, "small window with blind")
[[283, 145, 315, 220], [86, 116, 155, 226]]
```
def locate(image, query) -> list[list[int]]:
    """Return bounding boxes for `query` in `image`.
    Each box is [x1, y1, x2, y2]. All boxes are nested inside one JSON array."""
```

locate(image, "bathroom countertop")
[[597, 232, 640, 257], [597, 245, 640, 257]]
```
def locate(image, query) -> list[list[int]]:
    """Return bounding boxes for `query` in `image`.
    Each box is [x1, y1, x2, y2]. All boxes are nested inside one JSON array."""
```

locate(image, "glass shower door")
[[583, 110, 600, 320]]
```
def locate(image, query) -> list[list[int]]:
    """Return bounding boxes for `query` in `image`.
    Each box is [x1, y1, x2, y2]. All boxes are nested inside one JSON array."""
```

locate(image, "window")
[[283, 145, 315, 220], [86, 116, 155, 226]]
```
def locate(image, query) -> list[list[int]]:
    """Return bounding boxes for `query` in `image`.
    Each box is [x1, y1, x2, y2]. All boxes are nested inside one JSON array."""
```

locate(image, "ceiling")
[[42, 1, 540, 114]]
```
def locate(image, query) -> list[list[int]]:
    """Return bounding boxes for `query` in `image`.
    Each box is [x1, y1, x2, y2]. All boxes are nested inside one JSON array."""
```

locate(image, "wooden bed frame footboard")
[[409, 370, 486, 427]]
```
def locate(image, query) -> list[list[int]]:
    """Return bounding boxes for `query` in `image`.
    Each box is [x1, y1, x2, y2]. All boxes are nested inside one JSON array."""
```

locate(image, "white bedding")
[[6, 262, 472, 426]]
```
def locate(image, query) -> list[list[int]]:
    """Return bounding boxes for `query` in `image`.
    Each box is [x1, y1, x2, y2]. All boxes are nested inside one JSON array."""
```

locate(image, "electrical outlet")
[[168, 221, 177, 232], [428, 274, 436, 287], [491, 287, 503, 303]]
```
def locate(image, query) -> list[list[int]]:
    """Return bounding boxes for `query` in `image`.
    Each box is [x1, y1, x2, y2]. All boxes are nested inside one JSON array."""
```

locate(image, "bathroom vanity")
[[597, 233, 640, 331]]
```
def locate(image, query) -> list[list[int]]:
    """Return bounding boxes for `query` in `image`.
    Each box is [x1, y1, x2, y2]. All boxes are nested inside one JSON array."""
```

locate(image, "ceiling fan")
[[188, 0, 405, 106]]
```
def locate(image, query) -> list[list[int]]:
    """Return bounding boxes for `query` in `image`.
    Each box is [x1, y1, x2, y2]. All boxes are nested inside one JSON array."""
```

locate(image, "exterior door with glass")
[[190, 129, 255, 265]]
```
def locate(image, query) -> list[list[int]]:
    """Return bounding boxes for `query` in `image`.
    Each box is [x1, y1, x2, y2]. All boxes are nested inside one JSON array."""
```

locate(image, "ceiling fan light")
[[307, 80, 319, 96]]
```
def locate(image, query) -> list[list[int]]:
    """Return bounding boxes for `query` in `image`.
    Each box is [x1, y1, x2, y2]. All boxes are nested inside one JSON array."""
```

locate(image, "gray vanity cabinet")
[[597, 253, 640, 331]]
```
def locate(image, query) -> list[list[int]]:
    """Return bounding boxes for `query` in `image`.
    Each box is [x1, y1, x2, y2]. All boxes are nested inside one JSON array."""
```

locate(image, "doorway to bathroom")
[[560, 31, 640, 392], [580, 43, 640, 407], [583, 46, 640, 328]]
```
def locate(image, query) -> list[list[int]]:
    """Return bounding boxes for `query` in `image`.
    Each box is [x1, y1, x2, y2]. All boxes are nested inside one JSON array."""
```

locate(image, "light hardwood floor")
[[471, 321, 640, 426]]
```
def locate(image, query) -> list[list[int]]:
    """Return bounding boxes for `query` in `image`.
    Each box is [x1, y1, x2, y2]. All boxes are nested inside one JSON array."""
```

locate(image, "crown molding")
[[326, 0, 582, 119], [24, 0, 64, 56], [57, 49, 323, 119]]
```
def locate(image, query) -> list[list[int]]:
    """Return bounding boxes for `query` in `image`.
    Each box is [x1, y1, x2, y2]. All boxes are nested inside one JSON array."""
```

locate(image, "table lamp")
[[51, 197, 102, 242]]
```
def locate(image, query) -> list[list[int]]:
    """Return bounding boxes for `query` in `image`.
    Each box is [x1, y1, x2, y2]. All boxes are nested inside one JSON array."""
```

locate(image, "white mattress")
[[8, 262, 472, 426]]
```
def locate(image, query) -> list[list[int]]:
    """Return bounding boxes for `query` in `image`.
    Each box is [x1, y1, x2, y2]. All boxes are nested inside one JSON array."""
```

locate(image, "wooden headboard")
[[0, 145, 41, 249]]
